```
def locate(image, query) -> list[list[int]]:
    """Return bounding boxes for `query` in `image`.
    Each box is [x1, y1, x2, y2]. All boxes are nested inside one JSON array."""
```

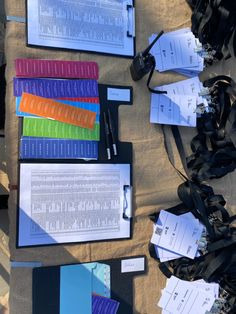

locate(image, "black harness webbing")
[[164, 76, 236, 182], [149, 76, 236, 310]]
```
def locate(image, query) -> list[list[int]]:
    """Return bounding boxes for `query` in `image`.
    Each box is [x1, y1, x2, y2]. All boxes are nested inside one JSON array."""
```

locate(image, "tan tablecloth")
[[6, 1, 236, 313]]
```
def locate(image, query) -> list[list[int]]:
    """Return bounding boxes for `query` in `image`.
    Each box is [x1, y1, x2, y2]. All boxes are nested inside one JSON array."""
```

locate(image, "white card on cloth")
[[158, 276, 216, 314], [121, 257, 145, 273], [154, 76, 203, 96], [154, 213, 202, 262], [150, 94, 197, 127], [150, 32, 199, 71], [107, 88, 131, 102], [151, 210, 203, 259]]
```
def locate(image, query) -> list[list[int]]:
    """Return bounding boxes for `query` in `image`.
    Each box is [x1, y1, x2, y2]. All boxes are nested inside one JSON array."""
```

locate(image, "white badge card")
[[151, 210, 203, 259], [121, 257, 145, 273], [107, 88, 131, 102], [158, 276, 216, 314], [150, 94, 197, 127]]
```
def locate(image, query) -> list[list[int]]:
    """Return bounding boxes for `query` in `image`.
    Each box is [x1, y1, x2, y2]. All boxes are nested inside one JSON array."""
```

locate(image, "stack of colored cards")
[[151, 210, 205, 262], [14, 59, 100, 160], [149, 28, 204, 77], [158, 276, 219, 314], [58, 262, 119, 314]]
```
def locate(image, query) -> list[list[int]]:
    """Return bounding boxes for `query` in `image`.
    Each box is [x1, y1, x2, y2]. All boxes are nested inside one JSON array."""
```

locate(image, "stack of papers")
[[150, 76, 208, 127], [158, 276, 219, 314], [149, 28, 204, 77], [151, 210, 205, 262], [14, 59, 100, 160]]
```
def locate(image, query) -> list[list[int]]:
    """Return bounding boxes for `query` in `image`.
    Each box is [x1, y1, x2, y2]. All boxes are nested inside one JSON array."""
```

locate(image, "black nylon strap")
[[207, 233, 236, 252], [171, 125, 189, 176], [161, 125, 189, 181], [186, 77, 236, 182], [202, 249, 233, 281], [189, 182, 215, 239], [147, 61, 167, 95], [158, 262, 173, 278]]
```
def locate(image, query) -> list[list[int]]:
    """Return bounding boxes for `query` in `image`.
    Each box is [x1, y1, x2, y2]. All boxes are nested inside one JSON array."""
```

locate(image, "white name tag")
[[121, 257, 145, 273], [107, 88, 130, 102]]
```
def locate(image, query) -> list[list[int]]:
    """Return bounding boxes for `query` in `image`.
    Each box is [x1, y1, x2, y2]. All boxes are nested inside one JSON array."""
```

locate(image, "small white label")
[[121, 257, 145, 273], [107, 88, 130, 102]]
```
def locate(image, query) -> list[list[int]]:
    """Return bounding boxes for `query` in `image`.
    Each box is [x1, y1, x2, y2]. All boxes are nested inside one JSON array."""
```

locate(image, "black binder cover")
[[32, 255, 146, 314], [17, 84, 133, 247]]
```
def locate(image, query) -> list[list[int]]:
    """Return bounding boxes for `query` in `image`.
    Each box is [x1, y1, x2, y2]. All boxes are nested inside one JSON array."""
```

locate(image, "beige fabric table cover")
[[5, 1, 236, 313]]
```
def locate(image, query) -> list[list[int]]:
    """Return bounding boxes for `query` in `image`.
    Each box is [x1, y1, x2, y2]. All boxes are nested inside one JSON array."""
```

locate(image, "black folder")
[[32, 255, 146, 314], [97, 84, 133, 164], [17, 84, 134, 247]]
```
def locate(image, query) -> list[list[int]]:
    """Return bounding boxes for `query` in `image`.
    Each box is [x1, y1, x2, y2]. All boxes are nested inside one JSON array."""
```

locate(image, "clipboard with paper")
[[26, 0, 136, 57]]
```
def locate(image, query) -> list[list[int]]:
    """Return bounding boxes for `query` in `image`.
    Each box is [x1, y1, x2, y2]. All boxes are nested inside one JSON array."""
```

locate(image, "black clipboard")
[[16, 84, 133, 248], [26, 1, 136, 58], [32, 255, 146, 314]]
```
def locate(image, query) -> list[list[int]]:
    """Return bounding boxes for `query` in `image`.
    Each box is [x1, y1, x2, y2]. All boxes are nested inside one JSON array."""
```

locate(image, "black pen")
[[107, 109, 118, 156], [103, 111, 111, 160]]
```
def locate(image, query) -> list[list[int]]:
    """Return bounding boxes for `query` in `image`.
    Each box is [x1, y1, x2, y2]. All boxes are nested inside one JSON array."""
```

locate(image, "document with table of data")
[[27, 0, 135, 57], [18, 163, 131, 247]]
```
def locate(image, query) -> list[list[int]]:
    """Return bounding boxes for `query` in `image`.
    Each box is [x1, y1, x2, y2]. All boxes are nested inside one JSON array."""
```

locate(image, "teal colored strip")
[[11, 261, 42, 268], [6, 16, 26, 23], [60, 264, 92, 314]]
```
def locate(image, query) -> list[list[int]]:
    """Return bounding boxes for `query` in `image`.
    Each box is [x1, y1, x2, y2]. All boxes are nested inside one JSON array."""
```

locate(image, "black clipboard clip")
[[123, 185, 132, 219], [126, 4, 135, 38]]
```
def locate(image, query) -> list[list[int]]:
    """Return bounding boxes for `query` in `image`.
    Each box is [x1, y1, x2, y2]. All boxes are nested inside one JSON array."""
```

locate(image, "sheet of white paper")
[[121, 257, 145, 273], [27, 0, 135, 57], [174, 53, 204, 72], [151, 210, 203, 259], [155, 77, 203, 95], [18, 163, 131, 246], [150, 76, 208, 126], [155, 213, 202, 262], [107, 88, 131, 102], [150, 94, 197, 127], [150, 32, 199, 71], [158, 276, 215, 314], [174, 68, 201, 77], [149, 29, 204, 74], [192, 281, 220, 298]]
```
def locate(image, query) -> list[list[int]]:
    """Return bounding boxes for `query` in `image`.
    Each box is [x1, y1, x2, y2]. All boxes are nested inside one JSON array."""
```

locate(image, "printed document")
[[149, 28, 204, 76], [27, 0, 135, 56], [154, 212, 203, 262], [151, 210, 204, 259], [150, 77, 208, 127], [158, 276, 216, 314], [150, 94, 197, 127], [18, 163, 131, 246]]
